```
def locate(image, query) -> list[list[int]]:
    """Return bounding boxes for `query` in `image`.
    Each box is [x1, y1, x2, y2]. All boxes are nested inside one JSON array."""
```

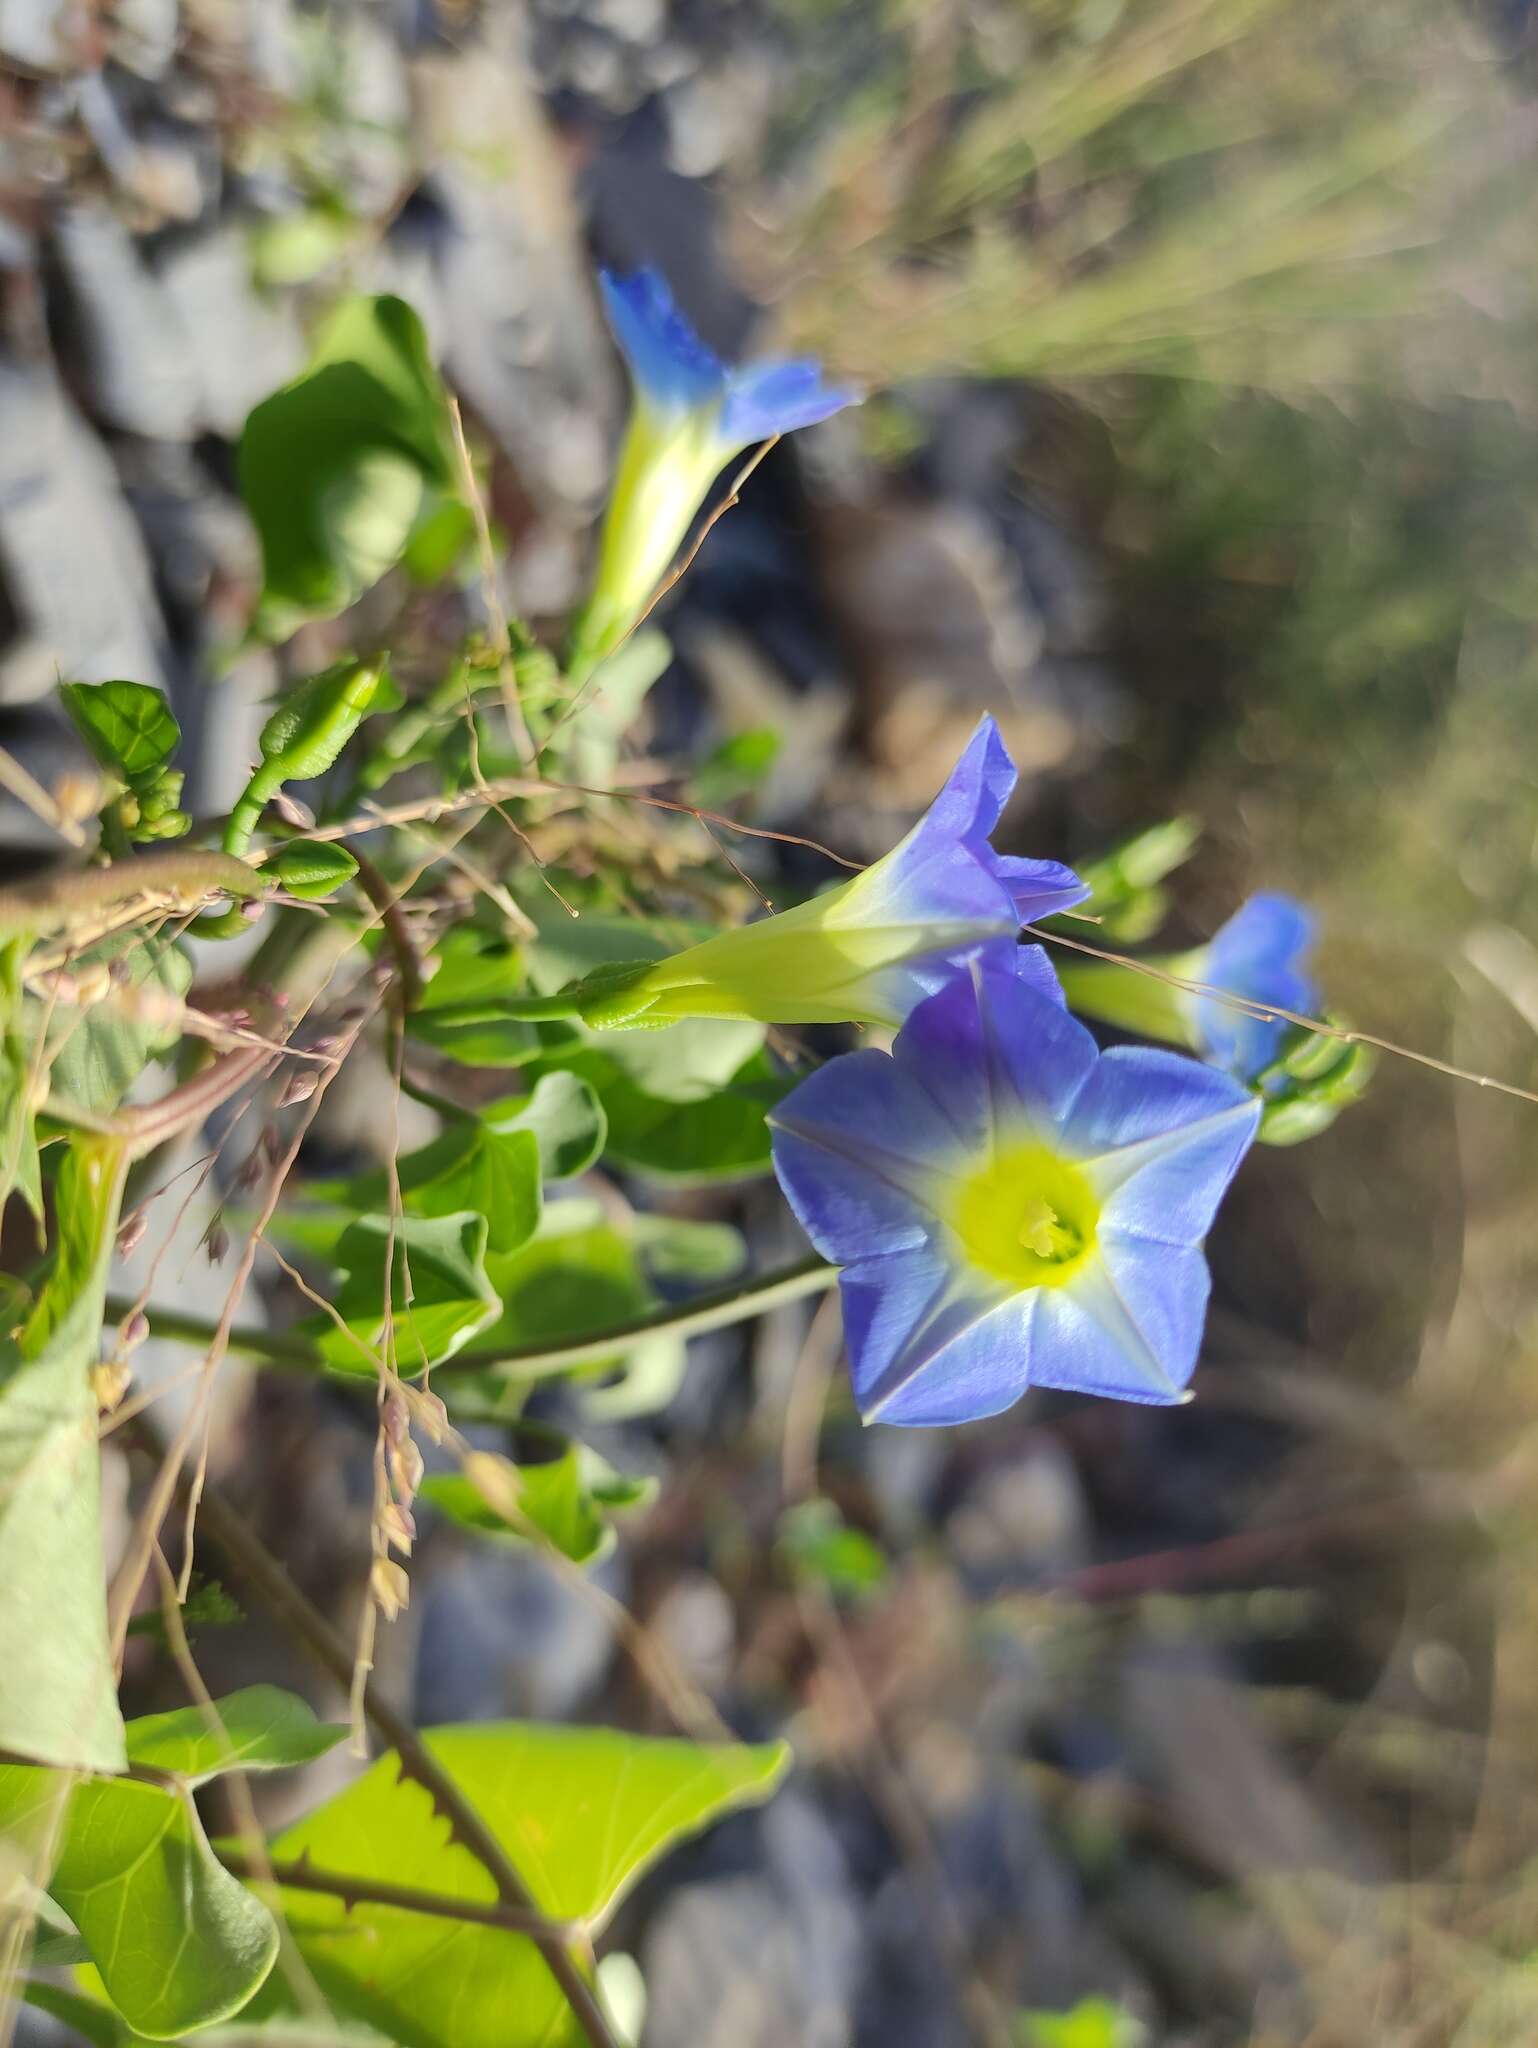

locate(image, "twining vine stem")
[[106, 1250, 839, 1383], [140, 1434, 622, 2048]]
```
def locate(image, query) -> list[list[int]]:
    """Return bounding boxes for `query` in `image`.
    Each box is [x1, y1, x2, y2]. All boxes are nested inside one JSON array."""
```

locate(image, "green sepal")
[[270, 841, 360, 901]]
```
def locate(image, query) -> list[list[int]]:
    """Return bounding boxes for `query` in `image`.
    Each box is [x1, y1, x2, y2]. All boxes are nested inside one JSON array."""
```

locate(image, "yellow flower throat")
[[950, 1141, 1099, 1290]]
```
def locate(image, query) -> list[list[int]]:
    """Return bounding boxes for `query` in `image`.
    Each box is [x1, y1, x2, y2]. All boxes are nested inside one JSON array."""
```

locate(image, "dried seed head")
[[92, 1359, 132, 1413], [382, 1391, 410, 1445], [306, 1033, 342, 1061], [204, 1220, 230, 1266], [271, 788, 316, 829], [71, 962, 113, 1008], [234, 1148, 266, 1192], [379, 1502, 416, 1555], [53, 769, 103, 825], [409, 1388, 450, 1444], [261, 1123, 286, 1165], [369, 1556, 410, 1622], [277, 1067, 319, 1109], [116, 1209, 149, 1258], [117, 1310, 150, 1354], [388, 1434, 424, 1503]]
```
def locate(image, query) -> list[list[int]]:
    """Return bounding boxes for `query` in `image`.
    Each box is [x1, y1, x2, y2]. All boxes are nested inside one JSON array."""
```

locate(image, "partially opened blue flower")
[[566, 269, 860, 680], [769, 961, 1260, 1425], [534, 716, 1087, 1030], [1189, 893, 1317, 1082]]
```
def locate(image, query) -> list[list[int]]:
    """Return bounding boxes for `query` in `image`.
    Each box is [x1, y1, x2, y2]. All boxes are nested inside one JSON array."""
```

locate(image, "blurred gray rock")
[[643, 1792, 862, 2048], [49, 199, 201, 438], [413, 1544, 615, 1723], [110, 0, 179, 80], [0, 0, 74, 71], [0, 359, 167, 700], [412, 23, 617, 513], [330, 11, 412, 214], [945, 1436, 1091, 1587], [156, 225, 305, 438]]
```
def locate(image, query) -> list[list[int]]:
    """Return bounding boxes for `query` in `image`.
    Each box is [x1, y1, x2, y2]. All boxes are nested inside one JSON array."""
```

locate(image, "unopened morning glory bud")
[[1185, 893, 1318, 1082], [769, 961, 1261, 1425], [523, 716, 1087, 1031], [1060, 891, 1320, 1087], [566, 269, 860, 683]]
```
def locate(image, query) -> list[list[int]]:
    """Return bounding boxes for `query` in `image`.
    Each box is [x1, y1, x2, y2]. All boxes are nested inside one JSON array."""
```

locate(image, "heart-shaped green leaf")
[[307, 1212, 500, 1376], [0, 1765, 278, 2037], [60, 681, 181, 795], [240, 295, 455, 637], [267, 1723, 788, 2048]]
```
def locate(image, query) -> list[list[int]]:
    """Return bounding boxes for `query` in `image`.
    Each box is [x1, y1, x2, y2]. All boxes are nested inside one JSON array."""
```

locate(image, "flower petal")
[[1030, 1248, 1207, 1404], [993, 854, 1091, 925], [1016, 943, 1067, 1007], [1065, 1047, 1259, 1243], [840, 1253, 1031, 1426], [720, 359, 859, 443], [769, 1050, 960, 1262], [599, 269, 725, 412], [901, 962, 1099, 1143]]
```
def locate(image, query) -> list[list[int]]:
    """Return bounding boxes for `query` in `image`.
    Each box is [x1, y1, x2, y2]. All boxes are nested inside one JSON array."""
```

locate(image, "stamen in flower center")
[[951, 1141, 1098, 1290], [1017, 1196, 1079, 1261]]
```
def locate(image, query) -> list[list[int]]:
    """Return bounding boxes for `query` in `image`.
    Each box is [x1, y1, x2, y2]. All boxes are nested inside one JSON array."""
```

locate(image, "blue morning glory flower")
[[537, 715, 1088, 1030], [769, 961, 1260, 1425], [1189, 893, 1318, 1082], [566, 269, 860, 680]]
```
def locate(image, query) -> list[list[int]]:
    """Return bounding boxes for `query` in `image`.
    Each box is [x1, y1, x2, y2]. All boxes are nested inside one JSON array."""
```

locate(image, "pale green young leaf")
[[239, 294, 455, 636], [0, 1137, 127, 1770], [478, 1200, 651, 1369], [59, 681, 181, 794], [124, 1686, 348, 1787], [306, 1211, 500, 1376], [0, 1765, 278, 2037], [267, 1723, 789, 2048], [39, 928, 192, 1116], [422, 1438, 655, 1566]]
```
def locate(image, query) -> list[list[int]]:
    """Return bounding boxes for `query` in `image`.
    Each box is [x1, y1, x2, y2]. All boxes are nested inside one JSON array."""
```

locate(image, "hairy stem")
[[0, 848, 265, 941], [215, 1850, 584, 1942]]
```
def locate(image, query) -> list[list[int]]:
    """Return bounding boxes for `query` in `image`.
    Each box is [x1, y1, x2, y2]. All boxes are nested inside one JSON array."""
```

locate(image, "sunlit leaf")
[[631, 1214, 746, 1288], [59, 681, 181, 795], [124, 1686, 348, 1788], [407, 926, 539, 1068], [270, 841, 360, 902], [477, 1201, 651, 1368], [0, 1764, 277, 2037], [543, 1042, 788, 1182], [0, 937, 41, 1223], [778, 1499, 887, 1599], [240, 295, 455, 637], [690, 727, 780, 809], [1020, 1996, 1147, 2048], [302, 1074, 605, 1260], [38, 927, 191, 1117], [305, 1211, 501, 1376], [423, 1438, 655, 1567], [0, 1137, 128, 1771], [266, 1723, 789, 2048]]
